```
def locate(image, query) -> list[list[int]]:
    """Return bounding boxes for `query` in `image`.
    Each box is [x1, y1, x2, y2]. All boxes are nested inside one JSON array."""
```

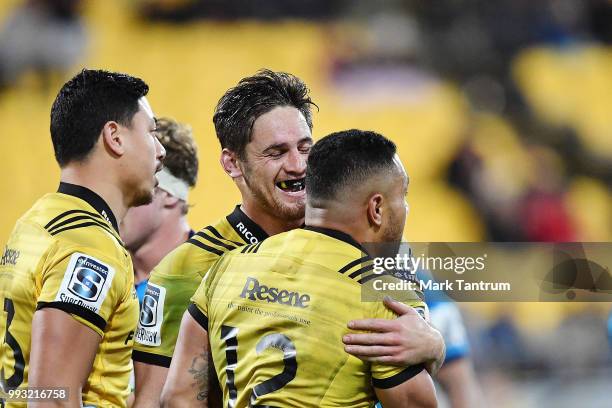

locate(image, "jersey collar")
[[303, 225, 366, 253], [226, 205, 269, 244], [57, 182, 119, 233]]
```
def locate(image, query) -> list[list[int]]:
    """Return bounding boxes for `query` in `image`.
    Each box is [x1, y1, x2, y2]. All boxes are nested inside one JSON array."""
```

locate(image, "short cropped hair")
[[50, 69, 149, 167], [213, 69, 316, 159], [155, 118, 198, 187], [306, 129, 397, 204]]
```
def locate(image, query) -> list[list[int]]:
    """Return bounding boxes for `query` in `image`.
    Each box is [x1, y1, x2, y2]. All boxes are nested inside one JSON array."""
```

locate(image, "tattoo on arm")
[[188, 352, 209, 401]]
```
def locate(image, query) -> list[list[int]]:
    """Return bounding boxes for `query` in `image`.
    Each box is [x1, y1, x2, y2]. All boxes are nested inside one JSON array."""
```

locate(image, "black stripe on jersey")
[[186, 237, 225, 256], [250, 242, 263, 254], [240, 244, 256, 254], [188, 303, 208, 331], [36, 301, 107, 332], [45, 209, 105, 231], [194, 231, 237, 251], [48, 221, 125, 248], [357, 272, 390, 285], [47, 214, 113, 235], [132, 350, 172, 368], [372, 363, 425, 389], [348, 263, 374, 279], [204, 226, 242, 246], [338, 256, 371, 275]]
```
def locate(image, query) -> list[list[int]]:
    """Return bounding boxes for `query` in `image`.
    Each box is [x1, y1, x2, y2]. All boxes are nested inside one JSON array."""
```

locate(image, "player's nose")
[[155, 136, 166, 164], [284, 149, 306, 176]]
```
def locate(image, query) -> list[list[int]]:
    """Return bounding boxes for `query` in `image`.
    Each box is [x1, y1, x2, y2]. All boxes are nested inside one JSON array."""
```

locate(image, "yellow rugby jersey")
[[132, 206, 268, 367], [0, 183, 138, 408], [190, 226, 427, 408]]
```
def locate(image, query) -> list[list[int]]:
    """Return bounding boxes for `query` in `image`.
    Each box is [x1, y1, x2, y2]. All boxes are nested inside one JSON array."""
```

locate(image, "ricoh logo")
[[240, 277, 310, 308], [236, 222, 259, 244]]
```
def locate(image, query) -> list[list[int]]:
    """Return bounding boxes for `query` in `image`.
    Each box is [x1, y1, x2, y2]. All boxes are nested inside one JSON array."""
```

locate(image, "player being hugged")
[[164, 130, 438, 407], [0, 69, 165, 407]]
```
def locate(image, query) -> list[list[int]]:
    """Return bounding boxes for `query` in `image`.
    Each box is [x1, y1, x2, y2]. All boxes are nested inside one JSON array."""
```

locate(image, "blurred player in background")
[[0, 69, 165, 407], [132, 70, 445, 407], [120, 117, 199, 305], [163, 129, 437, 407]]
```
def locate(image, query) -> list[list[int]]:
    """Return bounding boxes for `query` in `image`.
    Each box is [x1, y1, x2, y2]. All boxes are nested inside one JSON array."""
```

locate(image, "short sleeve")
[[189, 255, 228, 331], [36, 250, 125, 336], [367, 299, 429, 389], [132, 267, 202, 367]]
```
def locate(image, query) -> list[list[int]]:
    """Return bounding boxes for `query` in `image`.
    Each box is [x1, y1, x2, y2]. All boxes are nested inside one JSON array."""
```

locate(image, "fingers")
[[343, 344, 400, 358], [382, 296, 418, 316], [343, 332, 399, 346], [347, 318, 396, 332]]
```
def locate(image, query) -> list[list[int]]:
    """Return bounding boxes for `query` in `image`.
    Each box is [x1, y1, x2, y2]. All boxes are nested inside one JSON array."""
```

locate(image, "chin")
[[130, 189, 154, 208]]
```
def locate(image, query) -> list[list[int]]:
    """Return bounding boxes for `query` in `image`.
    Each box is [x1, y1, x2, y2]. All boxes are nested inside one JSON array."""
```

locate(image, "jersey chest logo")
[[56, 253, 115, 313], [136, 282, 166, 346]]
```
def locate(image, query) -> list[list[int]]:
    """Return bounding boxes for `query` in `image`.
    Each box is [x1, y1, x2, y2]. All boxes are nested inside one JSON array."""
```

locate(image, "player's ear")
[[101, 121, 125, 157], [367, 193, 383, 228], [162, 192, 181, 209], [220, 148, 243, 179]]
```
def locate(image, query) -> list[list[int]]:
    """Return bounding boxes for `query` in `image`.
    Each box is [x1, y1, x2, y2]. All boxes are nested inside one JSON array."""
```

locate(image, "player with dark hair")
[[132, 70, 444, 407], [165, 129, 437, 407], [0, 69, 165, 407], [121, 117, 199, 304]]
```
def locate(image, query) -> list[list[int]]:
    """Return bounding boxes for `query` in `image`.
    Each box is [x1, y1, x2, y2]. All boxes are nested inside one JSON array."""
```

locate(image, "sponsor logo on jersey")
[[135, 283, 166, 346], [55, 253, 115, 314], [0, 246, 20, 266], [240, 276, 310, 308], [236, 222, 259, 244]]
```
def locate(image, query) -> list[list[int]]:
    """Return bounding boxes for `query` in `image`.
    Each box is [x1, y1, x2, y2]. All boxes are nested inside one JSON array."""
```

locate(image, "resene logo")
[[240, 276, 310, 308]]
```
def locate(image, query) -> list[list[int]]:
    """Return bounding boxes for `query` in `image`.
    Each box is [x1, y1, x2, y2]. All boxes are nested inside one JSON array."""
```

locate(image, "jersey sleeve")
[[36, 246, 128, 337], [132, 260, 203, 367], [366, 297, 429, 389], [189, 254, 228, 332]]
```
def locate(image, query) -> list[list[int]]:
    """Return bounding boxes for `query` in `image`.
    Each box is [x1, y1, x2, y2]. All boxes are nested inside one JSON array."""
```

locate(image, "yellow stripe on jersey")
[[0, 183, 138, 408], [132, 205, 268, 367], [190, 226, 428, 408]]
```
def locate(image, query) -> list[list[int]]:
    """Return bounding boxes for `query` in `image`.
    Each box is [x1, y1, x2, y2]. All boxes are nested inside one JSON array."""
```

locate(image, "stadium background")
[[0, 0, 611, 406]]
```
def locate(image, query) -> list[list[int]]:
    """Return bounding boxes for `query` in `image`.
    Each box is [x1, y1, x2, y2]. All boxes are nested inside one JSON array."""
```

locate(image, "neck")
[[60, 165, 129, 223], [131, 216, 191, 283], [305, 206, 368, 244], [240, 200, 304, 237]]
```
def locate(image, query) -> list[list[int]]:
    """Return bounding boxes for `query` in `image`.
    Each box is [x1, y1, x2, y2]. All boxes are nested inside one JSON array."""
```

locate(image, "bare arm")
[[132, 361, 169, 408], [161, 310, 210, 408], [28, 308, 100, 408], [344, 297, 445, 375], [375, 370, 438, 408], [436, 358, 484, 408]]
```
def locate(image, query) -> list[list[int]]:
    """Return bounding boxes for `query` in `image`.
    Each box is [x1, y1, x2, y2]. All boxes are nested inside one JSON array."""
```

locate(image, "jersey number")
[[221, 325, 297, 408], [1, 298, 25, 390]]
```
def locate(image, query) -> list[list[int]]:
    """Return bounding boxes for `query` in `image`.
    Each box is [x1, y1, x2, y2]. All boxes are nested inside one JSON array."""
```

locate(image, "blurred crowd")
[[1, 0, 611, 404]]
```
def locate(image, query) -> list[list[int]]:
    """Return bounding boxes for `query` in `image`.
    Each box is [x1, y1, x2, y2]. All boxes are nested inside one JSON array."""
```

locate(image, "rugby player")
[[0, 69, 165, 407], [164, 129, 438, 407], [121, 117, 198, 304], [132, 70, 444, 407]]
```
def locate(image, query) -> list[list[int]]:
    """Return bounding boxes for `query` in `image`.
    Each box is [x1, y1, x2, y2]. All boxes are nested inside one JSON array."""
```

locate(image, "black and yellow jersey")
[[0, 183, 139, 407], [190, 226, 427, 408], [132, 206, 268, 367]]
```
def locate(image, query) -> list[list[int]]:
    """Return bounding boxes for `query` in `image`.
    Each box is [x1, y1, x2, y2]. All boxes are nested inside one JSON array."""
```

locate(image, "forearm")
[[424, 326, 445, 376], [133, 361, 170, 408], [161, 311, 210, 407]]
